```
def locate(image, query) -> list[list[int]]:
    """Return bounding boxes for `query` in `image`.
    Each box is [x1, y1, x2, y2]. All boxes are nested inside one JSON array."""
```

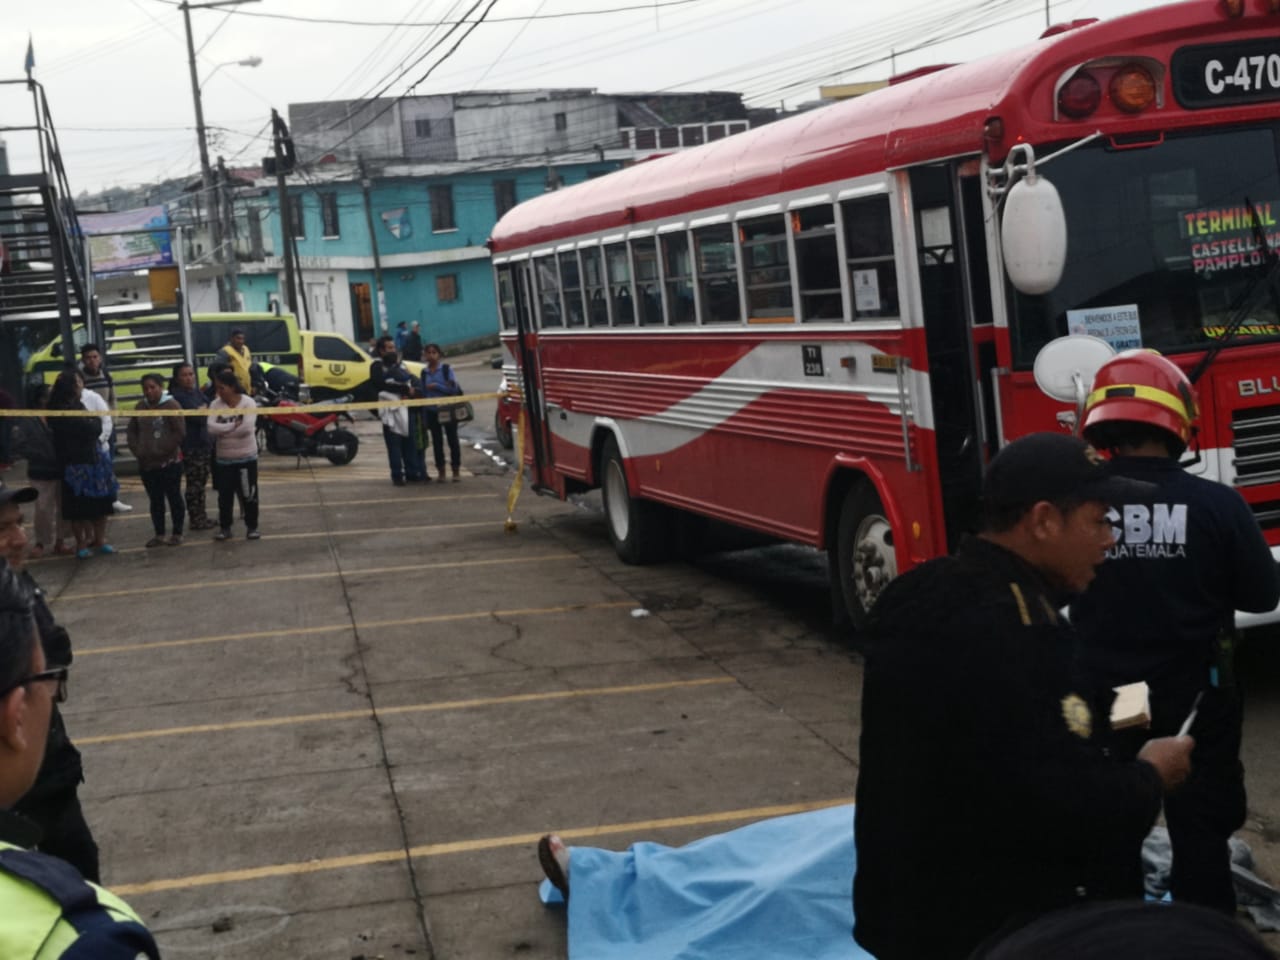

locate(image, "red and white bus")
[[490, 0, 1280, 628]]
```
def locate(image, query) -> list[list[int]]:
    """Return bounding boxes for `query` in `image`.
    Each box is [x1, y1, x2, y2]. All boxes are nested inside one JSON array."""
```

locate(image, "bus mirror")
[[1001, 174, 1067, 295], [1033, 334, 1116, 430]]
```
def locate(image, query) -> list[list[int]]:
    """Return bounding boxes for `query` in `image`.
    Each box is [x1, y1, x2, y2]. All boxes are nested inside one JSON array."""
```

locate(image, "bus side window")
[[842, 195, 900, 320], [794, 205, 843, 321], [661, 231, 695, 325], [631, 237, 662, 326], [741, 214, 793, 322], [559, 251, 585, 327], [534, 256, 563, 328], [694, 224, 740, 323], [497, 266, 517, 330], [581, 247, 609, 327], [606, 243, 635, 326]]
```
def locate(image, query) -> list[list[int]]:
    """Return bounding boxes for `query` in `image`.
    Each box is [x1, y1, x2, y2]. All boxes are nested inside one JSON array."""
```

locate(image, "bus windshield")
[[1009, 124, 1280, 367]]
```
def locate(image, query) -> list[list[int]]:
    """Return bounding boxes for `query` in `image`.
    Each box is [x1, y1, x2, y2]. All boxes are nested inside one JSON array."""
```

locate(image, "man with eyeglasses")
[[0, 562, 160, 956], [0, 481, 98, 881]]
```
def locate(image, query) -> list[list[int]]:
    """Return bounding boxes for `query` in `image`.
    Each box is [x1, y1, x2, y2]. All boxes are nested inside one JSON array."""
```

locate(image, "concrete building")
[[234, 89, 754, 349]]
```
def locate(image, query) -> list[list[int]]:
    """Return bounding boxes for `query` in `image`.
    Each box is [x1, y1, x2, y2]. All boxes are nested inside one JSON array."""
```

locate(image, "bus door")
[[909, 161, 998, 550], [511, 262, 556, 490]]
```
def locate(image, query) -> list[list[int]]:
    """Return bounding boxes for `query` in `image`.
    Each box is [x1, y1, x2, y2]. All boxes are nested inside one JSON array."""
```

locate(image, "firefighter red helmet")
[[1082, 349, 1197, 447]]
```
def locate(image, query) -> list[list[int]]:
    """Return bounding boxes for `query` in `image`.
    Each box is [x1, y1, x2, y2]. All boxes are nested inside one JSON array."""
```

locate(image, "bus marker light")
[[983, 117, 1005, 154], [912, 521, 921, 540], [1110, 64, 1157, 112], [1058, 72, 1102, 119], [1267, 0, 1280, 12], [1220, 0, 1243, 15]]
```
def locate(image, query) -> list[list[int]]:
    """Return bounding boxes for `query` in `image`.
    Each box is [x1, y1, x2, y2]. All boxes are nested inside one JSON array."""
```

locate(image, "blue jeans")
[[382, 427, 422, 481]]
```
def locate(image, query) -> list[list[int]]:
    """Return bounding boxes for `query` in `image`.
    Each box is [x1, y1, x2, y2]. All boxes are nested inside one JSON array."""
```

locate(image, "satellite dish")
[[1002, 174, 1067, 295], [1033, 335, 1117, 402]]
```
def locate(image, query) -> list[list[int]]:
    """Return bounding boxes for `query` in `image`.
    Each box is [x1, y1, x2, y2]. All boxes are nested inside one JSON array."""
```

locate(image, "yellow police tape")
[[0, 391, 530, 535], [505, 407, 527, 533], [0, 392, 504, 418]]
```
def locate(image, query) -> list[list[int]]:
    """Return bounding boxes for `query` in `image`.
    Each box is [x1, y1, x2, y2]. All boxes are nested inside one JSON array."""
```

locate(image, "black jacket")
[[48, 408, 100, 468], [1070, 456, 1280, 691], [10, 418, 60, 480], [170, 385, 210, 454], [853, 538, 1163, 960], [13, 571, 83, 805]]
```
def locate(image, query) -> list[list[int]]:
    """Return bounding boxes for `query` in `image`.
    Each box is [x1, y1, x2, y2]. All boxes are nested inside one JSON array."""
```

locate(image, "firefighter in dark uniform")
[[1071, 350, 1280, 914], [853, 432, 1195, 960]]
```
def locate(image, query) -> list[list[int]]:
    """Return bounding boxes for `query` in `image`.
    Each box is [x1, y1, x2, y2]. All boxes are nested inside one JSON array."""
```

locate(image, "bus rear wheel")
[[600, 435, 668, 564], [836, 483, 897, 630]]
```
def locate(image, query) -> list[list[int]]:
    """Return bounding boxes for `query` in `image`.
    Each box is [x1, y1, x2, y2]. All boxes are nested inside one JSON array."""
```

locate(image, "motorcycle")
[[254, 366, 360, 466]]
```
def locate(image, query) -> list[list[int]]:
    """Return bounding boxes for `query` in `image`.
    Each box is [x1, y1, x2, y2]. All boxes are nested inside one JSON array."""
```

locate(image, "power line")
[[151, 0, 707, 27], [305, 0, 503, 165]]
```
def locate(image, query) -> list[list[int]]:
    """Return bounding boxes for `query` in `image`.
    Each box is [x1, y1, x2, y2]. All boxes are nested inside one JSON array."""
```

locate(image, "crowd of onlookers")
[[4, 334, 263, 553]]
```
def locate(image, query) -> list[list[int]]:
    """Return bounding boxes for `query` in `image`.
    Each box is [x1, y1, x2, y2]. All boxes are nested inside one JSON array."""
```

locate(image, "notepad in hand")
[[1111, 681, 1151, 731]]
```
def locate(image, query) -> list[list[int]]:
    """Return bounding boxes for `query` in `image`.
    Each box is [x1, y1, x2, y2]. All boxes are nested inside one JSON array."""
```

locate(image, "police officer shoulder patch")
[[1061, 693, 1092, 739]]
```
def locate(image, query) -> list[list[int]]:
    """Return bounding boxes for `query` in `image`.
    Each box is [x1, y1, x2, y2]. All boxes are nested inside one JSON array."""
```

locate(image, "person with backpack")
[[421, 343, 464, 482]]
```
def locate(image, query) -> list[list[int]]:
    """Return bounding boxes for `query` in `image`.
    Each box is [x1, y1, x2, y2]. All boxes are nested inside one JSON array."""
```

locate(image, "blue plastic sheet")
[[539, 804, 874, 960]]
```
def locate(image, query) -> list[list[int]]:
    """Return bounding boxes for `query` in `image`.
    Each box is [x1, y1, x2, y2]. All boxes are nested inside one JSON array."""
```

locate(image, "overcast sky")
[[6, 0, 1168, 196]]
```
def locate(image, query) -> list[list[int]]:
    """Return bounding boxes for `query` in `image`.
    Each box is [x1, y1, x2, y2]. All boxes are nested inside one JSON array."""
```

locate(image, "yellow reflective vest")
[[0, 841, 159, 958]]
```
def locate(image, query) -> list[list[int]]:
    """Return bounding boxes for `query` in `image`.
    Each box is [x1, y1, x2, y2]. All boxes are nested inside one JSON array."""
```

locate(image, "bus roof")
[[490, 0, 1261, 252]]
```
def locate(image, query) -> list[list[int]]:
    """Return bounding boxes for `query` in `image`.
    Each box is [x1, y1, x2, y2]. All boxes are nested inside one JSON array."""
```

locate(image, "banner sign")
[[80, 205, 173, 274], [381, 207, 412, 240]]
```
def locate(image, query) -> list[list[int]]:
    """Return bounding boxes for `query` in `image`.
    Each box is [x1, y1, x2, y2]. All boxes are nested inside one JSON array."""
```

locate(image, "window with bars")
[[429, 185, 456, 231], [494, 179, 517, 219], [415, 118, 432, 138], [321, 194, 340, 238], [289, 195, 306, 240]]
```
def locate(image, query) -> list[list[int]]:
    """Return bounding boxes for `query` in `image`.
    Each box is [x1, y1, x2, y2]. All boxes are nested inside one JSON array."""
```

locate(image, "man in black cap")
[[0, 480, 98, 880], [853, 432, 1195, 960]]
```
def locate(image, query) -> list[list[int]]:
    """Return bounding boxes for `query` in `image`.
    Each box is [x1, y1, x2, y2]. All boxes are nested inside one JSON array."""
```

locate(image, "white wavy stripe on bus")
[[541, 339, 934, 460]]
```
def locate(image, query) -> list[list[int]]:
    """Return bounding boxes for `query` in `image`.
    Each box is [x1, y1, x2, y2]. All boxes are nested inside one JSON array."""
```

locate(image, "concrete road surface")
[[16, 350, 1280, 956]]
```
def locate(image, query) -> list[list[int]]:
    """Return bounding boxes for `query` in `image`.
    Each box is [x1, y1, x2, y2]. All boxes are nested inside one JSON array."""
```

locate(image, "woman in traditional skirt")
[[47, 368, 117, 558]]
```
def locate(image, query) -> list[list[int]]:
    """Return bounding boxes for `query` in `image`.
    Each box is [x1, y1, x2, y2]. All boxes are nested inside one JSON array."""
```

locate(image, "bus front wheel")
[[601, 435, 668, 564], [836, 483, 897, 630]]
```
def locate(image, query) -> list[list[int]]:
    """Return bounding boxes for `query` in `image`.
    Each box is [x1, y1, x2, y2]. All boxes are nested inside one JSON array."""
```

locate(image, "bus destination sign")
[[1172, 39, 1280, 109]]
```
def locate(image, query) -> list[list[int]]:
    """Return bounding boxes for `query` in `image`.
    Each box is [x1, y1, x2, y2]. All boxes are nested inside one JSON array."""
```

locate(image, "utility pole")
[[358, 157, 387, 334], [217, 155, 240, 310], [271, 109, 299, 318], [179, 0, 260, 311]]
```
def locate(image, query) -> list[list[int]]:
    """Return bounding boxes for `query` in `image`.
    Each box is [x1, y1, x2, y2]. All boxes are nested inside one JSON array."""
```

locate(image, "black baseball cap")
[[983, 433, 1154, 511], [0, 481, 37, 508]]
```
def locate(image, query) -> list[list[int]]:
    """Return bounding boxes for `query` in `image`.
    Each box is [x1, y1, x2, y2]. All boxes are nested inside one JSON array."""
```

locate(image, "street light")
[[181, 0, 261, 311], [200, 56, 262, 92]]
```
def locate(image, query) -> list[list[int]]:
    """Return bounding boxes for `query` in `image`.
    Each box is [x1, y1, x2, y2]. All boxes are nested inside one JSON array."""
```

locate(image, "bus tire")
[[600, 434, 667, 564], [836, 483, 897, 630]]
